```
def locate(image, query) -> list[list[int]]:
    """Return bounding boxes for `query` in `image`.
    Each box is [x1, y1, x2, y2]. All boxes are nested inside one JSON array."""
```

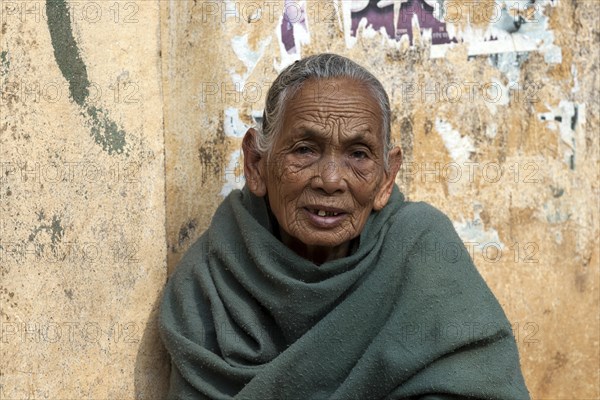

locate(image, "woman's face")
[[256, 78, 400, 261]]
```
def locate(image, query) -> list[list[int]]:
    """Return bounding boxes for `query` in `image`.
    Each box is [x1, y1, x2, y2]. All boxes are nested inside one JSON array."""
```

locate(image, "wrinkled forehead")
[[282, 78, 383, 130]]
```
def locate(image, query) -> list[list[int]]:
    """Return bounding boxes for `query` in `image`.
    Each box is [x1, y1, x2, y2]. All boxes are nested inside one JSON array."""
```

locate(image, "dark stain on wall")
[[540, 351, 568, 391], [198, 133, 227, 185], [46, 0, 128, 155], [0, 50, 9, 76], [177, 219, 198, 248], [28, 214, 64, 250], [397, 115, 414, 194]]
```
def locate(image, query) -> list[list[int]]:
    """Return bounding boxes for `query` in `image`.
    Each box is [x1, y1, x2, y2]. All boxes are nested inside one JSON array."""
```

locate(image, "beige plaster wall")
[[1, 0, 168, 398], [2, 0, 599, 398]]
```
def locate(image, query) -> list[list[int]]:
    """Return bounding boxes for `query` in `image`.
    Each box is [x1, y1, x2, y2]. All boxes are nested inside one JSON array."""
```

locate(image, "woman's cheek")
[[348, 160, 377, 182]]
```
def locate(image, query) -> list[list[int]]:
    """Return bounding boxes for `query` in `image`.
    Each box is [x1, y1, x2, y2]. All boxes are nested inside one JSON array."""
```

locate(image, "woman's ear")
[[242, 128, 267, 196], [373, 146, 402, 211]]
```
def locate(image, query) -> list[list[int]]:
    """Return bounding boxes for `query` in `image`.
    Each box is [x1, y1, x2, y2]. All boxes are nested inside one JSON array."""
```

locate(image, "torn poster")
[[344, 0, 560, 61], [276, 0, 310, 70], [350, 0, 452, 45]]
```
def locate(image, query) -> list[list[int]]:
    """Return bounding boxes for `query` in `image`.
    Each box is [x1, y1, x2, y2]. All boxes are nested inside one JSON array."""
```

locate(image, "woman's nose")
[[311, 158, 347, 194]]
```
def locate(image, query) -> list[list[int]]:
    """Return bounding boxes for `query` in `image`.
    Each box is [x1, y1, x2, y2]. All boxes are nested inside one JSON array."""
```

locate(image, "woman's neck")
[[279, 228, 352, 265]]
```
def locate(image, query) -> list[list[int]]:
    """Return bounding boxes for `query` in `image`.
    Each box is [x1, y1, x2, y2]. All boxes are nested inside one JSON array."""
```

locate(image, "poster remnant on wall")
[[344, 0, 560, 61], [277, 0, 310, 69], [281, 0, 309, 54], [349, 0, 452, 45]]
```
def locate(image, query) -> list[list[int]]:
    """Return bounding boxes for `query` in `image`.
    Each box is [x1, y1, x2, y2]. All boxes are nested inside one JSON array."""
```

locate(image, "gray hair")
[[256, 53, 393, 168]]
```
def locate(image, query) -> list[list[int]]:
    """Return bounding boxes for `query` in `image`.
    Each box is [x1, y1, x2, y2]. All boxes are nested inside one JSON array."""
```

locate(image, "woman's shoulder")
[[166, 234, 210, 285], [393, 199, 456, 233]]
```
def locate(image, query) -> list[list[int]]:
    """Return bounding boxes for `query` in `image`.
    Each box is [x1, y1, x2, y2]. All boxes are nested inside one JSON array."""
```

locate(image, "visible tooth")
[[317, 210, 326, 217], [333, 212, 338, 216]]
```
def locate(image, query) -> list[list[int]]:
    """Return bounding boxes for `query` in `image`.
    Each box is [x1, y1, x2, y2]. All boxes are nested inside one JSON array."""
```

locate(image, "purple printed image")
[[349, 0, 454, 46], [281, 0, 307, 54], [350, 0, 395, 38], [397, 0, 454, 45]]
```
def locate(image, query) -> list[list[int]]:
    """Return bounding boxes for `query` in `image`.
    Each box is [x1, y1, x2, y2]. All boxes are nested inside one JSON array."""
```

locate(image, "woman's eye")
[[351, 150, 368, 159], [295, 146, 313, 154]]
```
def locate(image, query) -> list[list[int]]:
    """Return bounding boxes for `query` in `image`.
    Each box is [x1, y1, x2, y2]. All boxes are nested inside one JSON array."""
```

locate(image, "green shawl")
[[159, 185, 529, 399]]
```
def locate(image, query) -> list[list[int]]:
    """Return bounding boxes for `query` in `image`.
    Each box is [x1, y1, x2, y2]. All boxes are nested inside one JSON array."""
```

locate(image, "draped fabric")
[[159, 185, 530, 399]]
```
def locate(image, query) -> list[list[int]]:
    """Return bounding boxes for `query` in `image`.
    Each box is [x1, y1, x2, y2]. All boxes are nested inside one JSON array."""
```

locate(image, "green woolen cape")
[[159, 185, 530, 399]]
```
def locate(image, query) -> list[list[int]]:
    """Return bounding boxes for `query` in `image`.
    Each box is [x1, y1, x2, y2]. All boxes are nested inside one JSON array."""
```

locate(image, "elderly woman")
[[159, 54, 529, 399]]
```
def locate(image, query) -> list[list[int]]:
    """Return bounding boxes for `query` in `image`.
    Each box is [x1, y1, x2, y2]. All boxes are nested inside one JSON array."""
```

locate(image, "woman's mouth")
[[309, 208, 342, 217], [303, 207, 348, 228]]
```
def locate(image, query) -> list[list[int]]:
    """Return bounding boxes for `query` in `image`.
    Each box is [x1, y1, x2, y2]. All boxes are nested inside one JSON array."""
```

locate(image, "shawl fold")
[[159, 185, 530, 399]]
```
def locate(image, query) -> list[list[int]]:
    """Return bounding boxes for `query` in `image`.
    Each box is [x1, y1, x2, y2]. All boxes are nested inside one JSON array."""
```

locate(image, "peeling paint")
[[538, 101, 578, 169], [435, 118, 475, 164], [439, 0, 559, 60], [571, 64, 579, 94], [492, 1, 533, 33], [230, 34, 271, 86], [223, 107, 249, 138], [515, 0, 562, 63], [219, 150, 244, 197], [488, 51, 529, 87], [484, 78, 510, 115], [485, 122, 498, 139], [541, 201, 571, 224], [453, 205, 504, 251], [554, 231, 563, 245]]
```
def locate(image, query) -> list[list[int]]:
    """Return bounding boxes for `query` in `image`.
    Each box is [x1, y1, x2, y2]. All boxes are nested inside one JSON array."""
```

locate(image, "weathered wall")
[[1, 0, 599, 398], [1, 0, 168, 398]]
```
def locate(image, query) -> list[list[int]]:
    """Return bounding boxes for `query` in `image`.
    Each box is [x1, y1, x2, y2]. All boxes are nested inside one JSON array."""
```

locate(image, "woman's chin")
[[293, 231, 353, 250], [280, 223, 357, 261]]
